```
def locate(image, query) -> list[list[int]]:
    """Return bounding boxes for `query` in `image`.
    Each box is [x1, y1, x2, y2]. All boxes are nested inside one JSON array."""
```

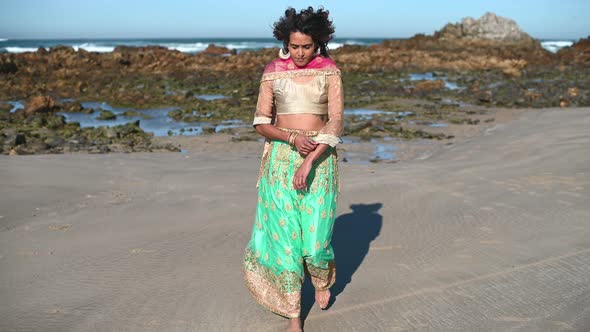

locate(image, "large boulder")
[[414, 80, 445, 92], [436, 12, 535, 43], [25, 96, 56, 115]]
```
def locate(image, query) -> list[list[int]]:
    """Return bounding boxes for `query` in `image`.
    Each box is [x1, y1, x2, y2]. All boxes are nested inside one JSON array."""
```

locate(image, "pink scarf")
[[262, 55, 340, 77]]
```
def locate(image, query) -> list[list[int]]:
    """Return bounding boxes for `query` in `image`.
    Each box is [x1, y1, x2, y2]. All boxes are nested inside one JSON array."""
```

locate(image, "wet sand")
[[1, 107, 589, 331]]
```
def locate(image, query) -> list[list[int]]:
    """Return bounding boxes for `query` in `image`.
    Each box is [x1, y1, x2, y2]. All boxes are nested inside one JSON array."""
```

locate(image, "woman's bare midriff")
[[275, 114, 327, 131]]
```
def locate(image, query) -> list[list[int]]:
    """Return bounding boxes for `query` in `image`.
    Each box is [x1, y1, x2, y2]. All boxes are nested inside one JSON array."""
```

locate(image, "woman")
[[242, 6, 343, 331]]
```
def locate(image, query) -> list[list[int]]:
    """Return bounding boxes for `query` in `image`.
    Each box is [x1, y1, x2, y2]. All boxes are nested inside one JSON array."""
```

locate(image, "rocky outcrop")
[[343, 12, 555, 76], [558, 36, 590, 65], [0, 12, 570, 103], [436, 12, 535, 43], [336, 40, 531, 76]]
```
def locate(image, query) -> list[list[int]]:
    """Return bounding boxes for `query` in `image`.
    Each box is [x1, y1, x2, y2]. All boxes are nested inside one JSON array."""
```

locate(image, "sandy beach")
[[1, 107, 589, 331]]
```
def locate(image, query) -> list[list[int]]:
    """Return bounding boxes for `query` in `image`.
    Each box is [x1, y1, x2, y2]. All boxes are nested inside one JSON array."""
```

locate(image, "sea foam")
[[5, 47, 40, 53], [72, 43, 115, 52], [541, 40, 574, 53], [161, 42, 210, 53]]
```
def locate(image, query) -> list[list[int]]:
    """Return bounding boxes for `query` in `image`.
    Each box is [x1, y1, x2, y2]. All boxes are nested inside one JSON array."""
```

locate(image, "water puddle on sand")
[[49, 100, 248, 137], [373, 141, 397, 161], [195, 94, 227, 101], [8, 98, 416, 138], [341, 137, 399, 164], [6, 99, 426, 163], [345, 109, 413, 120], [7, 100, 25, 113], [408, 120, 449, 128], [404, 72, 461, 90], [51, 103, 419, 137]]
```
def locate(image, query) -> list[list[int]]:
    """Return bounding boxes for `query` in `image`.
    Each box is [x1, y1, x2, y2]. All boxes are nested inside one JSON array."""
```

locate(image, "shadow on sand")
[[301, 203, 383, 319]]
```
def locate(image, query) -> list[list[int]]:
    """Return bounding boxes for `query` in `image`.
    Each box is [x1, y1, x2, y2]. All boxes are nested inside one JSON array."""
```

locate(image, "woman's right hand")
[[293, 134, 318, 156]]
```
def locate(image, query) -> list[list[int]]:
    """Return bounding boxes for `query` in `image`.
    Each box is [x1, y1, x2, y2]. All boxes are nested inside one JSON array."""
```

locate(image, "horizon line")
[[0, 35, 581, 41]]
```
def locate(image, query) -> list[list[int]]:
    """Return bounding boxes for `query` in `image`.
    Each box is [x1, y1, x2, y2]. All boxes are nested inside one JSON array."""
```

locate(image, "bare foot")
[[287, 317, 302, 332], [315, 288, 330, 309]]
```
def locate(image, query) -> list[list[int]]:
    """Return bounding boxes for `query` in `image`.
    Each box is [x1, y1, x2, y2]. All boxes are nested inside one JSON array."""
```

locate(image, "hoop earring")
[[315, 47, 321, 56], [278, 48, 290, 59]]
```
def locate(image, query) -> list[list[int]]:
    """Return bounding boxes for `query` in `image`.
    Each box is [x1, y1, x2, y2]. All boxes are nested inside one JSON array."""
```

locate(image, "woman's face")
[[287, 31, 316, 67]]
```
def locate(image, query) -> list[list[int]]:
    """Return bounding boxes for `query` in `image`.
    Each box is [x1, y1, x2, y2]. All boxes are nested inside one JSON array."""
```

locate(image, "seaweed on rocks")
[[1, 97, 179, 155]]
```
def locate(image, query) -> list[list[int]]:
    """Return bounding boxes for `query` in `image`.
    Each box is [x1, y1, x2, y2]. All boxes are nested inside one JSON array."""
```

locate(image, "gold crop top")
[[274, 75, 328, 115], [252, 65, 344, 147]]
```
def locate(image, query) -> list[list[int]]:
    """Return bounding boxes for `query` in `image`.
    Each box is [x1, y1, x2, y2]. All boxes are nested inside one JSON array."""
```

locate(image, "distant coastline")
[[0, 37, 576, 54], [2, 12, 588, 156]]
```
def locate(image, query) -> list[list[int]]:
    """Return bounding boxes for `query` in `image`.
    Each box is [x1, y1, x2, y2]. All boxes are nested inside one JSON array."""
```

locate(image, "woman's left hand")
[[293, 161, 312, 190], [293, 134, 318, 156]]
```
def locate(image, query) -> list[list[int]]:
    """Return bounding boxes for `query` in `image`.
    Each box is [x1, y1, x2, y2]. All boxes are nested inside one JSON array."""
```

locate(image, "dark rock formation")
[[558, 36, 590, 65], [0, 58, 18, 74]]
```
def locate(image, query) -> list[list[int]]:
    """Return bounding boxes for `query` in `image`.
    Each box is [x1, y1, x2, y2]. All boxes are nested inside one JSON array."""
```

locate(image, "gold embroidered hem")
[[243, 248, 302, 318], [261, 68, 341, 82], [305, 260, 336, 291]]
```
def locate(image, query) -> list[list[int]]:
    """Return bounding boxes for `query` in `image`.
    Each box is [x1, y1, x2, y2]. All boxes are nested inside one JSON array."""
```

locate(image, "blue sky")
[[2, 0, 588, 40]]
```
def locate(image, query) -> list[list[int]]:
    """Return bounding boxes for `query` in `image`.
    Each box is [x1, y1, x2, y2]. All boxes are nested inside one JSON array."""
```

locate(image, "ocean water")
[[0, 37, 382, 54], [0, 37, 575, 54]]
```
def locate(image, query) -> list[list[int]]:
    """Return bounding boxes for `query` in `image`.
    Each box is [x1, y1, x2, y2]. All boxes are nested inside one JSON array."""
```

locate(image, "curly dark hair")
[[272, 6, 335, 57]]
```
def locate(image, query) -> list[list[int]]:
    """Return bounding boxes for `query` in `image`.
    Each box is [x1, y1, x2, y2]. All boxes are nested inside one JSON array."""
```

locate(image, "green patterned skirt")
[[243, 131, 338, 318]]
